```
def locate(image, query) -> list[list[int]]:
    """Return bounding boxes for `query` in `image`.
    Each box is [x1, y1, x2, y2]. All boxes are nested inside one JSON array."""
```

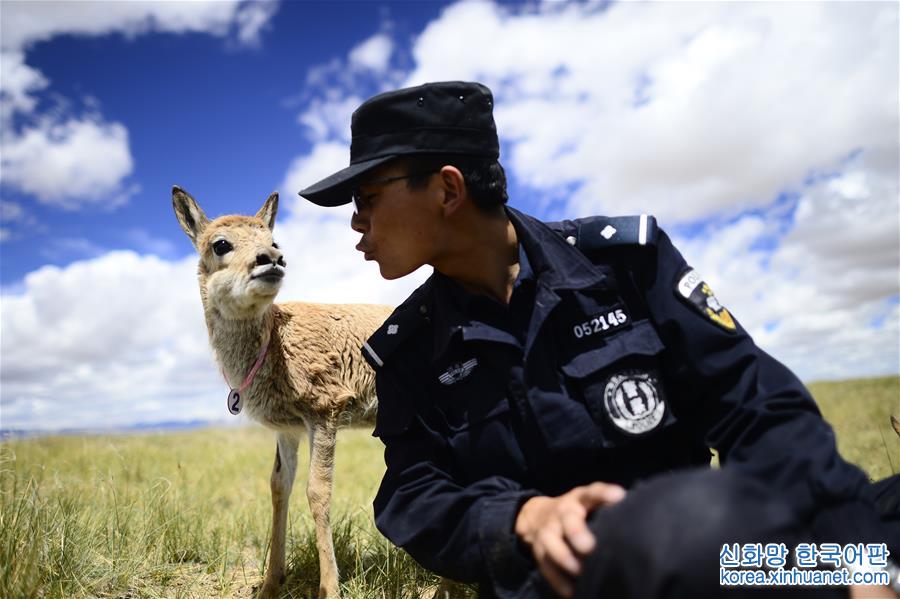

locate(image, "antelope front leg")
[[307, 421, 340, 598], [258, 432, 300, 599]]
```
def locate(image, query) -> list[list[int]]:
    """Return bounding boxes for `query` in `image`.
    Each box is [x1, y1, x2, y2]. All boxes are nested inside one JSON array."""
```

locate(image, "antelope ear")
[[255, 192, 278, 231], [172, 186, 209, 248]]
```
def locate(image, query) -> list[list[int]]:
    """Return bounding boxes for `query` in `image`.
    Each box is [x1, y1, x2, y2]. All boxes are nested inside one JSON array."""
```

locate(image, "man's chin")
[[378, 262, 414, 281]]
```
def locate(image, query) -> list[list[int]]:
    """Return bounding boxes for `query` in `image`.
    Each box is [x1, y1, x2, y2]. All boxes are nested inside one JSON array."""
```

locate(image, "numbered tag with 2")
[[227, 388, 243, 415]]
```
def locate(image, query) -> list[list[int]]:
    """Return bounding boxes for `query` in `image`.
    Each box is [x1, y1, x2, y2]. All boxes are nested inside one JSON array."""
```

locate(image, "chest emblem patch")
[[604, 371, 666, 435], [438, 358, 478, 385], [676, 268, 736, 332]]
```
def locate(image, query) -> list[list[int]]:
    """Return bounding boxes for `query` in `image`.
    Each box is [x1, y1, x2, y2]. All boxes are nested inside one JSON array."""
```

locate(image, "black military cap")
[[299, 81, 499, 207]]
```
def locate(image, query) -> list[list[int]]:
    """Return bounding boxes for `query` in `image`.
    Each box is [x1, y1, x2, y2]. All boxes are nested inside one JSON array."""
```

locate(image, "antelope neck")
[[222, 332, 271, 394], [213, 313, 274, 392]]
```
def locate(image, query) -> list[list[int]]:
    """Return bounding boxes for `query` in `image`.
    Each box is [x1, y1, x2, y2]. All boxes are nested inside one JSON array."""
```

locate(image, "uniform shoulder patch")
[[573, 214, 659, 253], [675, 268, 736, 333]]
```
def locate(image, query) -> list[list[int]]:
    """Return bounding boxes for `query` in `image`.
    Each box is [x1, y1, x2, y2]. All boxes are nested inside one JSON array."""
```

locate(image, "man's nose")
[[350, 210, 368, 234]]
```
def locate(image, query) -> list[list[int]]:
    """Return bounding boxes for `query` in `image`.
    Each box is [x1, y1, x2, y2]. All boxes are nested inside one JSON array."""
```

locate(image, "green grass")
[[2, 376, 897, 598], [809, 376, 900, 481], [0, 427, 470, 599]]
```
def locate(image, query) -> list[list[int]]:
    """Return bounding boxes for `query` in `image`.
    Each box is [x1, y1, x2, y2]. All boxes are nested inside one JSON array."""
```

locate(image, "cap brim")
[[298, 155, 397, 207]]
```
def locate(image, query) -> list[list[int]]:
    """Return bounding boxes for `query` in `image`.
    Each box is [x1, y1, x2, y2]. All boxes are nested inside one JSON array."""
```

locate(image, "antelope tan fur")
[[172, 186, 391, 598]]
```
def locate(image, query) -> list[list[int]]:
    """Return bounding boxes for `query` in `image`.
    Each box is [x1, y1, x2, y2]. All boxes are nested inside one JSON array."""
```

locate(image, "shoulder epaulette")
[[570, 214, 659, 253], [361, 279, 432, 370]]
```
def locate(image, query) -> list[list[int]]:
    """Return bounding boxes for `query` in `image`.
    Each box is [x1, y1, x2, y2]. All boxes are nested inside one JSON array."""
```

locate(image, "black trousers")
[[572, 469, 900, 599]]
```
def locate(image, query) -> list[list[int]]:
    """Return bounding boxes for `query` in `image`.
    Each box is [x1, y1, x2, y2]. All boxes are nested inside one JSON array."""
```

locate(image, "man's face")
[[350, 162, 442, 280]]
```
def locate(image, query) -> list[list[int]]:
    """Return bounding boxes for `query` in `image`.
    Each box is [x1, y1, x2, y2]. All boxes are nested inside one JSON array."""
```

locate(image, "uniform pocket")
[[560, 320, 674, 446], [560, 320, 664, 377]]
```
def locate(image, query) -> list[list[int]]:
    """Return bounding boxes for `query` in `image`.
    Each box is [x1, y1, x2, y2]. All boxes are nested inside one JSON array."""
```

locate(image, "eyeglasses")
[[351, 170, 438, 211]]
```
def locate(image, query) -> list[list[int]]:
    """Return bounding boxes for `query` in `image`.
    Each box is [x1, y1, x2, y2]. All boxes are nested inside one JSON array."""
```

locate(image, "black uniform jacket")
[[361, 207, 888, 597]]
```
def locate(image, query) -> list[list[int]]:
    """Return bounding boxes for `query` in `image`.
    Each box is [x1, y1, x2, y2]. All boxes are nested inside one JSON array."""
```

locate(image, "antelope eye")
[[213, 239, 233, 256]]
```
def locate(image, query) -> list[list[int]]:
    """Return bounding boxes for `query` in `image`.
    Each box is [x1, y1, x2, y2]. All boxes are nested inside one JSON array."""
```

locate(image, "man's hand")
[[850, 584, 897, 599], [515, 482, 626, 598]]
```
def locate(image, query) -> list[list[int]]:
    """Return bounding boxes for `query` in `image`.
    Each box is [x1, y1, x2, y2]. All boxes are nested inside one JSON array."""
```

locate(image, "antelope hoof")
[[319, 582, 341, 599], [256, 577, 283, 599]]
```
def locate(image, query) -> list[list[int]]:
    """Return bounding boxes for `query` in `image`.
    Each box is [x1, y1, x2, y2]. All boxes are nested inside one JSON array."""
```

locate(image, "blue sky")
[[1, 1, 897, 432]]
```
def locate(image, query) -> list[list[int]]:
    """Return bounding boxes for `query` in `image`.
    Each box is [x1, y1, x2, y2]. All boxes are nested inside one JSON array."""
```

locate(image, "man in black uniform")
[[299, 81, 898, 598]]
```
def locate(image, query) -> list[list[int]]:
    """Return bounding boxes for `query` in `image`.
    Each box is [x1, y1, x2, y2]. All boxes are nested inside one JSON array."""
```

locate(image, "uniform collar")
[[430, 260, 529, 359], [428, 206, 608, 360], [505, 206, 608, 291]]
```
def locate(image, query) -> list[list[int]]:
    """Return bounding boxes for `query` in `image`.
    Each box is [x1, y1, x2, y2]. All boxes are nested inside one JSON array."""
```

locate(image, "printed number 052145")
[[573, 309, 627, 339]]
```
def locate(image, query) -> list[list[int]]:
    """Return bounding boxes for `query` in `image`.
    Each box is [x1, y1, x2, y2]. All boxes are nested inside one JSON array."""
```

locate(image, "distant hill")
[[0, 418, 226, 440]]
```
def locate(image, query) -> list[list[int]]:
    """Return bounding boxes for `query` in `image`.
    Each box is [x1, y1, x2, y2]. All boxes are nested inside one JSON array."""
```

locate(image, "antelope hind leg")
[[307, 421, 340, 598]]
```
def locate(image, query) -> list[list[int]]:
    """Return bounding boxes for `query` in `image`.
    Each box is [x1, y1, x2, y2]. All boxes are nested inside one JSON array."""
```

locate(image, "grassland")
[[2, 376, 898, 598]]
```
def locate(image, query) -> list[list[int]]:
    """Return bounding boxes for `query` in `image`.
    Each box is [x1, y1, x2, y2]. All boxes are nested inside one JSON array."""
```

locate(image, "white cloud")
[[124, 228, 178, 258], [0, 0, 280, 210], [0, 252, 222, 431], [0, 199, 41, 243], [349, 33, 393, 73], [234, 0, 280, 46], [1, 117, 135, 208], [298, 96, 362, 144], [275, 205, 430, 308], [0, 51, 47, 119], [1, 201, 25, 222], [672, 153, 899, 381], [280, 141, 352, 209], [0, 1, 255, 51], [406, 1, 898, 224]]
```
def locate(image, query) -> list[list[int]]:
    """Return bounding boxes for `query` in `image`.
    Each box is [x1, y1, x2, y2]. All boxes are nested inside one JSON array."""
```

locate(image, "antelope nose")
[[257, 252, 285, 267]]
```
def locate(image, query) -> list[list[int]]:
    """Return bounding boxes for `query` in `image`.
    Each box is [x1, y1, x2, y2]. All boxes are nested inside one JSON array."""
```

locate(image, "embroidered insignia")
[[387, 324, 399, 335], [603, 371, 666, 435], [676, 268, 736, 332], [438, 358, 478, 385], [600, 225, 617, 239]]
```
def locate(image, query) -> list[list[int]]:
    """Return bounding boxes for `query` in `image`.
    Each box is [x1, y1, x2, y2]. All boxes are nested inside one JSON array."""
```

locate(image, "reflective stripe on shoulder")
[[362, 341, 384, 368], [639, 213, 648, 246]]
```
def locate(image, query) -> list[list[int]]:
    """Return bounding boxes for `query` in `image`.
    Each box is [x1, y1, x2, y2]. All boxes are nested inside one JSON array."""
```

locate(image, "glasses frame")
[[351, 170, 439, 211]]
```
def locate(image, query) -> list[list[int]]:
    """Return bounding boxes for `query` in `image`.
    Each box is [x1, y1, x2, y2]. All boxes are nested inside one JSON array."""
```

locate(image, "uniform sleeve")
[[371, 367, 541, 596], [633, 229, 889, 546]]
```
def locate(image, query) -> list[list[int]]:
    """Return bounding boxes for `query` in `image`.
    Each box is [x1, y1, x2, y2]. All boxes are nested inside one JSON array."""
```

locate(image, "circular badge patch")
[[603, 371, 665, 435]]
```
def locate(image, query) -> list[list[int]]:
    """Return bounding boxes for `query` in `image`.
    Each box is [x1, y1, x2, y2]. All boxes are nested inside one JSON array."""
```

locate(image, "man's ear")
[[438, 166, 467, 216], [172, 186, 209, 248], [255, 192, 278, 231]]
